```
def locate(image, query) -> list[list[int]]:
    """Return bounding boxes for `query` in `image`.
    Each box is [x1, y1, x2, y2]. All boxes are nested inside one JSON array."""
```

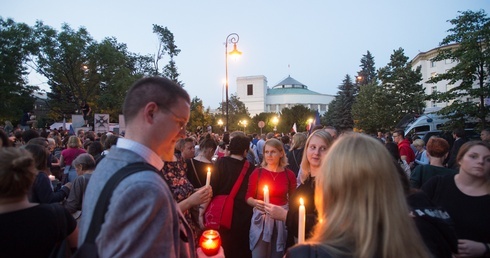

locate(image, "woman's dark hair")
[[228, 135, 250, 156], [199, 134, 217, 151], [0, 148, 36, 198], [223, 133, 230, 144], [0, 129, 11, 147], [88, 141, 103, 157], [23, 144, 49, 171]]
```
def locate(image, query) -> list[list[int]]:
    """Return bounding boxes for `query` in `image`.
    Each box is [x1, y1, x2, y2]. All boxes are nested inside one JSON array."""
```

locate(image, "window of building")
[[430, 61, 436, 67], [431, 86, 437, 93], [247, 84, 253, 95]]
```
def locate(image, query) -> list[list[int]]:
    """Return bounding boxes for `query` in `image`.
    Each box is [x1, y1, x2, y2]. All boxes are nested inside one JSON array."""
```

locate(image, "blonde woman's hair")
[[260, 138, 288, 168], [67, 136, 82, 148], [290, 133, 307, 150], [0, 147, 36, 198], [299, 130, 333, 183], [310, 133, 429, 258]]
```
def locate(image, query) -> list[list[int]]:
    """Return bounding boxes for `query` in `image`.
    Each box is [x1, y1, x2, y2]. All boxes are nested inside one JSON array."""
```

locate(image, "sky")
[[2, 1, 489, 109]]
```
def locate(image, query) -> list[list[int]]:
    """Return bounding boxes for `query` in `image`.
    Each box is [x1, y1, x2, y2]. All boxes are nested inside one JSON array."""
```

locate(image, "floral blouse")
[[161, 156, 200, 243]]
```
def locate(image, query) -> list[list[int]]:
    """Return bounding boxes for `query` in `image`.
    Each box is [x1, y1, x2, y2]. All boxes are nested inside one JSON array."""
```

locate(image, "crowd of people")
[[0, 76, 489, 258]]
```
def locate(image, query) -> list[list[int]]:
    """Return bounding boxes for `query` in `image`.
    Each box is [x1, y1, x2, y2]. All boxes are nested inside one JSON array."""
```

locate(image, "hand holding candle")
[[263, 185, 269, 205], [206, 167, 211, 186], [298, 197, 305, 244]]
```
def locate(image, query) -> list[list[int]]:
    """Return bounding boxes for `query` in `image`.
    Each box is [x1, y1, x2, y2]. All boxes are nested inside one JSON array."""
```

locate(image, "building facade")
[[411, 43, 481, 110], [236, 75, 335, 117]]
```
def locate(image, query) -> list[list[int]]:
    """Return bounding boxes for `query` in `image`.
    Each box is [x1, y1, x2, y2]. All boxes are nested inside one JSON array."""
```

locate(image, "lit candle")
[[263, 185, 269, 204], [199, 230, 221, 256], [48, 175, 55, 181], [298, 197, 305, 244], [206, 167, 211, 186]]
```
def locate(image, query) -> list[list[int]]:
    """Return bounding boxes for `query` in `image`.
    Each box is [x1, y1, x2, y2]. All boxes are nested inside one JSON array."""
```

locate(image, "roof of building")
[[268, 75, 322, 95]]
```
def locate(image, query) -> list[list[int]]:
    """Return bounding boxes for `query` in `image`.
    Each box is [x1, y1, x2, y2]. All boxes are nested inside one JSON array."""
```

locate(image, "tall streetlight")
[[225, 33, 242, 132], [272, 116, 279, 133], [239, 120, 248, 134]]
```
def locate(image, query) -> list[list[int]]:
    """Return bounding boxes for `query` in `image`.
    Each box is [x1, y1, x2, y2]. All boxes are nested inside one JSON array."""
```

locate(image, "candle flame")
[[264, 185, 268, 192], [207, 167, 210, 173], [300, 197, 304, 205]]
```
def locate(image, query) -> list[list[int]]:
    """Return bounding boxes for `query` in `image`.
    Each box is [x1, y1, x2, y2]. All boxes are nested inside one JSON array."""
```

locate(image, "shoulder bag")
[[72, 162, 159, 258], [204, 160, 250, 230]]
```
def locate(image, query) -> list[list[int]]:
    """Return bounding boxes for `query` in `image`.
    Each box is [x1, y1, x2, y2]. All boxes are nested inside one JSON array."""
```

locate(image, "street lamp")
[[239, 120, 248, 134], [272, 116, 279, 133], [217, 119, 223, 133], [225, 33, 242, 132]]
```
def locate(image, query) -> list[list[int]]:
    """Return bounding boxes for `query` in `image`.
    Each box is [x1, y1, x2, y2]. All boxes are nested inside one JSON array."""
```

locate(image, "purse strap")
[[190, 159, 203, 187], [83, 162, 159, 244], [228, 160, 250, 199]]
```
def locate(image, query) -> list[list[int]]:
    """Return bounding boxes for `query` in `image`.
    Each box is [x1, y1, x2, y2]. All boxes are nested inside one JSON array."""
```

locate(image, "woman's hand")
[[264, 203, 288, 221], [189, 185, 213, 207], [455, 239, 486, 257]]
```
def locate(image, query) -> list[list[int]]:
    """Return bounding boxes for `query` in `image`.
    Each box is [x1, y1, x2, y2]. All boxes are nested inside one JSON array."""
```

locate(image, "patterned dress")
[[161, 156, 201, 244]]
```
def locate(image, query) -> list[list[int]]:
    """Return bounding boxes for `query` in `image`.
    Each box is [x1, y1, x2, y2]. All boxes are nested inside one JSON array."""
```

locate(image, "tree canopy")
[[427, 9, 490, 129]]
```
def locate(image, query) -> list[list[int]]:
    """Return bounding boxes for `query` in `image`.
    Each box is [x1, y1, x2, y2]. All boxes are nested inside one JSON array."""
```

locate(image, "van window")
[[414, 126, 430, 133]]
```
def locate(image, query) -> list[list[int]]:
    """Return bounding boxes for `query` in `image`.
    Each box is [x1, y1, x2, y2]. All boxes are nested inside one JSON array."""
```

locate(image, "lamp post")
[[225, 33, 242, 132], [239, 120, 248, 134], [272, 116, 279, 133], [217, 119, 223, 133]]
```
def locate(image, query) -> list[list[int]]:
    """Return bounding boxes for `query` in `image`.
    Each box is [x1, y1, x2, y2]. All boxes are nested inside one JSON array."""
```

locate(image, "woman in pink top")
[[60, 136, 86, 183], [246, 138, 296, 258]]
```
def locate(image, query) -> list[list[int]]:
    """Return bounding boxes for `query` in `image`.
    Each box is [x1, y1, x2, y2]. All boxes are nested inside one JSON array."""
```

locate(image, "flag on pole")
[[291, 123, 297, 133], [309, 110, 321, 134]]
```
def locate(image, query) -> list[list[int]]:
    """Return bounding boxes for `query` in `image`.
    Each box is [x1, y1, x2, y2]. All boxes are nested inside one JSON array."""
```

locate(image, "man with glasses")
[[79, 77, 195, 257], [392, 129, 415, 168]]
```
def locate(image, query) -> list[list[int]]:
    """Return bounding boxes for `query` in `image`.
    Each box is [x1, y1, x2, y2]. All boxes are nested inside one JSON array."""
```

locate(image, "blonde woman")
[[266, 130, 333, 248], [246, 138, 296, 258], [60, 136, 86, 183], [286, 133, 430, 258]]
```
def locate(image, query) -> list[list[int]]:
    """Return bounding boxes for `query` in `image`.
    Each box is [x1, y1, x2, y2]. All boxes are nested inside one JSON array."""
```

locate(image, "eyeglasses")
[[392, 134, 399, 138], [161, 106, 187, 131]]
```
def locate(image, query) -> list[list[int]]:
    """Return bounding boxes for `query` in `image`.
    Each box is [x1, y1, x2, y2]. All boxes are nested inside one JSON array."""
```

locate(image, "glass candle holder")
[[199, 230, 221, 256]]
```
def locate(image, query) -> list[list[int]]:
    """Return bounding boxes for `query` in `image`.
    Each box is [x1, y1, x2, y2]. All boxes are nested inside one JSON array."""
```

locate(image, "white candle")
[[205, 167, 211, 186], [298, 197, 305, 244], [263, 185, 269, 204], [48, 175, 55, 181]]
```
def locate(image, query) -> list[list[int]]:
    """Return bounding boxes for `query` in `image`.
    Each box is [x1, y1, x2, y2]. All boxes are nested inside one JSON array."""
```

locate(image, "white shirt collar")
[[116, 138, 164, 170]]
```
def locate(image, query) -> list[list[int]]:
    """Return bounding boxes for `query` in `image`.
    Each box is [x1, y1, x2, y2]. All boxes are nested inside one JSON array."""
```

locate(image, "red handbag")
[[204, 161, 250, 230]]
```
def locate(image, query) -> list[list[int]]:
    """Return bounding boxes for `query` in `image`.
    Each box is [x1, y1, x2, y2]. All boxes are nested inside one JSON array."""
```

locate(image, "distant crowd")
[[0, 76, 489, 258]]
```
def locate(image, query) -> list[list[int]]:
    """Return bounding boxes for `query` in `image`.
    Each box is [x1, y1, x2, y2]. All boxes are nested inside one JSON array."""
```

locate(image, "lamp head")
[[229, 43, 242, 56]]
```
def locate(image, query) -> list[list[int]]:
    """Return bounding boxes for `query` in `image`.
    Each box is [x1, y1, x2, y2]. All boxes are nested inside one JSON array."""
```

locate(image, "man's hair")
[[452, 128, 465, 138], [123, 77, 190, 124], [393, 129, 405, 139], [228, 135, 250, 156], [22, 129, 40, 144]]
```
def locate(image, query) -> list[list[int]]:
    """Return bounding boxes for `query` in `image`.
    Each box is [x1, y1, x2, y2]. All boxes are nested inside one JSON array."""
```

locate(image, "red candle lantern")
[[199, 230, 221, 256]]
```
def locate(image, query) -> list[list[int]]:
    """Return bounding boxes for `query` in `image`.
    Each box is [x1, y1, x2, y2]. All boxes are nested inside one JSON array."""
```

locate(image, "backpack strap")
[[83, 162, 159, 244]]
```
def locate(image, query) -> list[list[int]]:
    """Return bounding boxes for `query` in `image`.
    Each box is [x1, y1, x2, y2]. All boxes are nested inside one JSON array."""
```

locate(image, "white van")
[[403, 113, 449, 137]]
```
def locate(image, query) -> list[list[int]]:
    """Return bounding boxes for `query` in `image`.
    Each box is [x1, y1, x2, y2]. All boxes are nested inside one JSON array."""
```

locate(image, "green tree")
[[357, 50, 377, 86], [32, 22, 152, 122], [218, 94, 250, 132], [427, 10, 490, 129], [152, 24, 183, 86], [0, 18, 37, 123], [250, 112, 278, 135], [189, 97, 214, 134], [378, 48, 425, 124], [323, 75, 356, 131], [352, 83, 393, 133], [280, 105, 315, 133]]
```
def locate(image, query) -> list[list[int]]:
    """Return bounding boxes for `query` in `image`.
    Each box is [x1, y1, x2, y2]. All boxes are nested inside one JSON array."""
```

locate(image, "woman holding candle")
[[210, 134, 256, 258], [186, 135, 217, 188], [285, 133, 430, 258], [246, 138, 296, 258], [265, 130, 333, 248]]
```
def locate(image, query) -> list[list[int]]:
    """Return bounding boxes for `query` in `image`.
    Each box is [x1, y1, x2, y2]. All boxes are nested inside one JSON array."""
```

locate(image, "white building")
[[411, 43, 480, 110], [236, 75, 335, 117]]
